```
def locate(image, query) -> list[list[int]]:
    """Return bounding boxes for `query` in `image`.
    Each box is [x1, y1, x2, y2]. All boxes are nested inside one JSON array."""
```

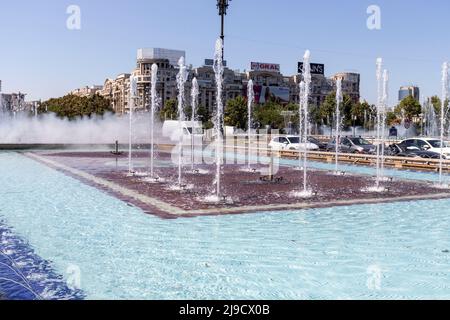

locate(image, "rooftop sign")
[[250, 62, 281, 73]]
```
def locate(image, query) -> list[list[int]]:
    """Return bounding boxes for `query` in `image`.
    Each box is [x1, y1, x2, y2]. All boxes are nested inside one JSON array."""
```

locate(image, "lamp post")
[[217, 0, 231, 58]]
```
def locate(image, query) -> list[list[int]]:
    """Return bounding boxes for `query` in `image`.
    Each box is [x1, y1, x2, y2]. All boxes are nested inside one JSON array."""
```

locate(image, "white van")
[[162, 120, 204, 145]]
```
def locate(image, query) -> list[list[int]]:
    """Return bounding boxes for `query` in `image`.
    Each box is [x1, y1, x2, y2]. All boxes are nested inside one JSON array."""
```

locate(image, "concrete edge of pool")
[[24, 152, 450, 219]]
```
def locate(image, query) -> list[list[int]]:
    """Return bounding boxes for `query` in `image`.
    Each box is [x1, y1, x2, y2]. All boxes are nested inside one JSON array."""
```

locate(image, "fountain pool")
[[2, 151, 450, 300]]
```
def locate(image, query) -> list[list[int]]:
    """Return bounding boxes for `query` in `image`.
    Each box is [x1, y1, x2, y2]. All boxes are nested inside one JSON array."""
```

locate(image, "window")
[[349, 138, 371, 146], [342, 138, 352, 146], [403, 140, 415, 147], [428, 140, 444, 148], [287, 137, 300, 144], [416, 140, 429, 150]]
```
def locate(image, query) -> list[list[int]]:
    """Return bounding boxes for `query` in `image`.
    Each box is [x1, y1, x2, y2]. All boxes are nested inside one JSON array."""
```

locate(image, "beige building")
[[91, 50, 361, 116], [133, 48, 185, 111], [331, 72, 361, 104], [193, 60, 244, 111], [71, 85, 103, 97], [100, 74, 131, 114]]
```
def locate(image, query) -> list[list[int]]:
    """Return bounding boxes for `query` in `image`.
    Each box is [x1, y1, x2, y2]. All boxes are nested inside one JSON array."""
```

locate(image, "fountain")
[[191, 77, 199, 172], [149, 63, 158, 179], [0, 89, 4, 120], [297, 82, 305, 171], [128, 75, 137, 175], [176, 57, 188, 188], [380, 69, 389, 180], [34, 102, 38, 118], [375, 58, 383, 189], [373, 58, 387, 190], [213, 38, 225, 201], [292, 51, 313, 198], [334, 77, 343, 174], [439, 62, 449, 186], [424, 98, 439, 137], [247, 79, 254, 171], [301, 50, 312, 197]]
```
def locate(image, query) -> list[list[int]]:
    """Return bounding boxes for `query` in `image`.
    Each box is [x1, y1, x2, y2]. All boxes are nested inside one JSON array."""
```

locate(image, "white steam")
[[0, 113, 164, 144]]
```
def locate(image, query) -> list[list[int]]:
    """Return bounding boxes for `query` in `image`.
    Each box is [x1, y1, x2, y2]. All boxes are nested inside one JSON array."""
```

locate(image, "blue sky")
[[0, 0, 449, 104]]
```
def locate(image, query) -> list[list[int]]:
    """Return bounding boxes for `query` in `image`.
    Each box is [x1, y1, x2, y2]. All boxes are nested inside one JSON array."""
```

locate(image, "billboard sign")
[[244, 85, 290, 104], [250, 62, 281, 73], [298, 63, 325, 75]]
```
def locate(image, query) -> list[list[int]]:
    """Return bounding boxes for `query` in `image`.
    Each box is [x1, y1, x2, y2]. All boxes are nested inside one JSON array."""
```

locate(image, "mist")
[[0, 112, 165, 145]]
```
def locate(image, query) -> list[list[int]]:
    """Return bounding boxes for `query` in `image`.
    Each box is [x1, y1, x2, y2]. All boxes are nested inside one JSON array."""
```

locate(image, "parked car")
[[269, 136, 319, 151], [326, 137, 377, 154], [398, 138, 450, 159], [387, 143, 441, 159], [307, 137, 328, 150]]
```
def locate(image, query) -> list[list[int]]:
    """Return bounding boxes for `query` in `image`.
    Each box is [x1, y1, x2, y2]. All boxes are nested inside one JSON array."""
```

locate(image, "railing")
[[279, 149, 450, 172]]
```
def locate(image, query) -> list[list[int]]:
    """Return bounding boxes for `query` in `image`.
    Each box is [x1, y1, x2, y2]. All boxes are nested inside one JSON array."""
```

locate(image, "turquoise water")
[[1, 152, 450, 299]]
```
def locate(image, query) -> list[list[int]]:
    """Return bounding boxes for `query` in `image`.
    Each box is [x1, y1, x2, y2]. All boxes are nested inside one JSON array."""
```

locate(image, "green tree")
[[386, 111, 399, 126], [185, 104, 213, 129], [159, 99, 177, 121], [394, 96, 422, 120], [40, 94, 113, 119], [430, 95, 449, 116], [318, 93, 355, 128], [253, 101, 284, 130], [224, 96, 248, 130], [318, 93, 336, 126], [197, 105, 213, 129], [351, 100, 373, 127]]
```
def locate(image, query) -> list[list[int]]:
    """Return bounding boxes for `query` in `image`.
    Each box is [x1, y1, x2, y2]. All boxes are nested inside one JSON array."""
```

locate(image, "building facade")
[[194, 60, 244, 111], [0, 92, 27, 114], [134, 48, 185, 112], [71, 85, 103, 97], [100, 74, 131, 114], [90, 50, 362, 115], [331, 72, 361, 104], [399, 86, 420, 102]]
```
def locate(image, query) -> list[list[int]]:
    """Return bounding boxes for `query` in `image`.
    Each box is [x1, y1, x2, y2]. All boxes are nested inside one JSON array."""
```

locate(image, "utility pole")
[[217, 0, 231, 58]]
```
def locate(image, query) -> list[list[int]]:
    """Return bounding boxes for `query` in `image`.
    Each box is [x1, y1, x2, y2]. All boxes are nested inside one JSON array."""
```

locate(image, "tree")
[[394, 96, 422, 120], [318, 93, 355, 128], [318, 93, 336, 126], [197, 105, 213, 129], [224, 96, 248, 130], [159, 99, 177, 121], [386, 111, 400, 126], [351, 100, 373, 127], [253, 101, 285, 130], [430, 95, 449, 116], [40, 94, 113, 119], [185, 104, 213, 129]]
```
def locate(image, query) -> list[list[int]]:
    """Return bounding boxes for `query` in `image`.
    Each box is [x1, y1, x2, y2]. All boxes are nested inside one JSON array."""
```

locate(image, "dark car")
[[326, 137, 377, 154], [387, 143, 441, 159], [307, 137, 327, 150]]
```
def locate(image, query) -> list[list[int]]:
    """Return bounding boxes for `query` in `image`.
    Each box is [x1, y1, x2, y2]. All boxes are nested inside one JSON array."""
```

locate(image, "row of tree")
[[38, 92, 448, 132], [222, 94, 375, 132], [39, 94, 113, 119], [234, 94, 448, 131]]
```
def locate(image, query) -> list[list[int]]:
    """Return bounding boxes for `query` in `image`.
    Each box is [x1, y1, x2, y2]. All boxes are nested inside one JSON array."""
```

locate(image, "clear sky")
[[0, 0, 449, 104]]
